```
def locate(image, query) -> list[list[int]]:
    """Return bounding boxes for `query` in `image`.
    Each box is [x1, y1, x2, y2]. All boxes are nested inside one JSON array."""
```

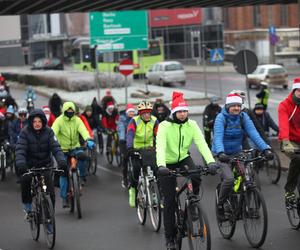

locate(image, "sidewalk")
[[33, 82, 209, 116]]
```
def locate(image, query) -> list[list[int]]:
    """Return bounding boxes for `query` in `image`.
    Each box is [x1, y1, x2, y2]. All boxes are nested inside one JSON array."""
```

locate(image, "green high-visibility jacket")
[[156, 119, 215, 167], [133, 115, 157, 149]]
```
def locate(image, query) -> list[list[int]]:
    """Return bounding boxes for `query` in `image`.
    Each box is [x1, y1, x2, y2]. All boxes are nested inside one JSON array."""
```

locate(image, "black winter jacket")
[[253, 111, 279, 134], [15, 109, 66, 169]]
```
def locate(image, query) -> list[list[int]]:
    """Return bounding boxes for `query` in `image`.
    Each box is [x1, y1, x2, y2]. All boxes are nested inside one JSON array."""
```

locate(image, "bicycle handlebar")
[[22, 167, 63, 177], [159, 166, 210, 178]]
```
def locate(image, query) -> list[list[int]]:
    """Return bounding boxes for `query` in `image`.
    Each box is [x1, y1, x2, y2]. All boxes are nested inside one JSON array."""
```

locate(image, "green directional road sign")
[[89, 11, 148, 51]]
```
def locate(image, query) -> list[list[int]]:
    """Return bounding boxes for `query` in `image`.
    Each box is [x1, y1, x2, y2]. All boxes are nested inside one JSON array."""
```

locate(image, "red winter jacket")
[[278, 92, 300, 143], [102, 113, 119, 131], [79, 114, 94, 138]]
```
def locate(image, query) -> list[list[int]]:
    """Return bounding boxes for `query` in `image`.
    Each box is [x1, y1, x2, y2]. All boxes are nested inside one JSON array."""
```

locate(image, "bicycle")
[[23, 166, 63, 249], [215, 149, 268, 248], [285, 150, 300, 230], [130, 149, 162, 232], [87, 141, 97, 175], [106, 129, 122, 167], [160, 166, 212, 250], [66, 148, 85, 219], [0, 143, 7, 181]]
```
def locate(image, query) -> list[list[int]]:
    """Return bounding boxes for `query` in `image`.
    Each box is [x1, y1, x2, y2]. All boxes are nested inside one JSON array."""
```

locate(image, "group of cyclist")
[[1, 71, 300, 250]]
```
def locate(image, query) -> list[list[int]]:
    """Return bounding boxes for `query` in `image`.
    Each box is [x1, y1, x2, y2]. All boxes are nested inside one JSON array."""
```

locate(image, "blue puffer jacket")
[[117, 110, 133, 141], [212, 107, 270, 155]]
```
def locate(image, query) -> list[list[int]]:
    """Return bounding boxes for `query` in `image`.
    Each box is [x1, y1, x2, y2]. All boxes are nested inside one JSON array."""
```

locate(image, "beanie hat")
[[42, 105, 50, 113], [254, 103, 265, 110], [225, 93, 243, 107], [126, 103, 135, 114], [6, 105, 14, 114], [292, 78, 300, 90], [107, 102, 114, 109], [84, 105, 93, 112], [171, 91, 188, 114]]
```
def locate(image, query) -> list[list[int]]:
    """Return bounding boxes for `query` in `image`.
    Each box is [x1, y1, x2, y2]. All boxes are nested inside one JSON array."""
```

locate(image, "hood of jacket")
[[62, 102, 76, 120], [28, 108, 47, 129]]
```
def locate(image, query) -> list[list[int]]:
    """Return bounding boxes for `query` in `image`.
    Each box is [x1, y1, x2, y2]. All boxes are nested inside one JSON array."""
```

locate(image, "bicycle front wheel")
[[115, 145, 122, 167], [265, 152, 281, 184], [286, 198, 300, 230], [136, 181, 147, 225], [243, 189, 268, 248], [106, 148, 113, 165], [30, 196, 40, 241], [187, 202, 211, 250], [90, 147, 98, 175], [71, 171, 82, 219], [42, 195, 56, 249], [148, 181, 162, 232]]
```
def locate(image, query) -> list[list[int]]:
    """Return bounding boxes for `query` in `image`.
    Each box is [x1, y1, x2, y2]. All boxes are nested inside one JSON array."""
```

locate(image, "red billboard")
[[149, 8, 202, 27]]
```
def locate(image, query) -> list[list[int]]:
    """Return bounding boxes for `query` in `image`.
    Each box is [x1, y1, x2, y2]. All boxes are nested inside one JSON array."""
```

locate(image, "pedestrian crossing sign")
[[210, 48, 224, 63]]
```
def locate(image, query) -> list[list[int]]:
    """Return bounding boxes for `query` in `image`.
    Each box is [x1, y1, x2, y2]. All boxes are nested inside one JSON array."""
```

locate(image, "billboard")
[[149, 8, 202, 27]]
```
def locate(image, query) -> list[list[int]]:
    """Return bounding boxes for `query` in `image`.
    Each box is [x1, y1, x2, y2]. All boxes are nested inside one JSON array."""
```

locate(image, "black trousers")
[[21, 171, 55, 206], [119, 140, 128, 180], [97, 132, 103, 151], [204, 129, 212, 149], [159, 156, 200, 239], [285, 157, 300, 193]]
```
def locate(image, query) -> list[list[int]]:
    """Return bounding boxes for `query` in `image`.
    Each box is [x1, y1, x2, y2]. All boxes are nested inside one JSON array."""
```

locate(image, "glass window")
[[253, 6, 261, 28], [139, 40, 161, 57], [165, 63, 183, 71], [72, 49, 80, 64], [258, 68, 265, 74], [268, 67, 286, 74], [168, 26, 184, 43], [281, 5, 288, 27], [168, 44, 185, 59]]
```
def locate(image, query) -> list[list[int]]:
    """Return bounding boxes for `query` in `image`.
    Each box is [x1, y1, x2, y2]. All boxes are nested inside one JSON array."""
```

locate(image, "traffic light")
[[90, 47, 96, 69]]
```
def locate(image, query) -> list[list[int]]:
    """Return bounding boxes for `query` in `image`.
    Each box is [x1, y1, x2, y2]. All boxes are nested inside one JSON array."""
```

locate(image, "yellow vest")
[[133, 115, 157, 149]]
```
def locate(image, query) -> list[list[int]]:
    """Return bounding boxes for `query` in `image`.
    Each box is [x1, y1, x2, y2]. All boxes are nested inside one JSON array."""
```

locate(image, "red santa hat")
[[42, 105, 50, 113], [225, 93, 243, 106], [105, 89, 112, 96], [292, 78, 300, 90], [171, 91, 188, 114], [107, 102, 114, 109], [126, 103, 135, 114]]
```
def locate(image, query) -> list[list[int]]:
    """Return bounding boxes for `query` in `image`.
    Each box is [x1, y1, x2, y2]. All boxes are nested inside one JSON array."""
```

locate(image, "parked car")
[[145, 61, 186, 86], [31, 58, 64, 70], [247, 64, 288, 89]]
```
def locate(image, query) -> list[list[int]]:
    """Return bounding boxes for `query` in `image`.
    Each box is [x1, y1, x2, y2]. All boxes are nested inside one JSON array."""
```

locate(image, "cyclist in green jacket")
[[156, 91, 219, 250], [126, 101, 159, 207], [52, 101, 94, 208]]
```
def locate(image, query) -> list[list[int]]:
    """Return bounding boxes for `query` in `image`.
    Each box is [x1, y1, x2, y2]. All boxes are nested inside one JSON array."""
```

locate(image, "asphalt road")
[[0, 81, 300, 250]]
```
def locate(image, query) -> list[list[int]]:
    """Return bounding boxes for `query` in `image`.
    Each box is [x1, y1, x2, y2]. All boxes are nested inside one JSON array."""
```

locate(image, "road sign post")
[[233, 50, 258, 108], [210, 48, 224, 99], [119, 59, 134, 105]]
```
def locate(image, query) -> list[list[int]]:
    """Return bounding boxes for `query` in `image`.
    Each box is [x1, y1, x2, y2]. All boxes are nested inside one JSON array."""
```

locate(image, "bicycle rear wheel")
[[265, 152, 281, 184], [136, 181, 147, 225], [148, 181, 162, 232], [286, 197, 300, 230], [90, 147, 97, 175], [215, 184, 236, 239], [30, 196, 40, 241], [0, 154, 6, 181], [115, 145, 122, 167], [243, 188, 268, 248], [42, 195, 56, 249], [72, 171, 82, 219], [187, 202, 211, 250], [106, 148, 113, 164]]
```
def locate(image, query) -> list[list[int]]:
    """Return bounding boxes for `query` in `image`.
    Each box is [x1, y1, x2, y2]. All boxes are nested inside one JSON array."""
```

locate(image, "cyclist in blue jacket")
[[212, 93, 273, 217]]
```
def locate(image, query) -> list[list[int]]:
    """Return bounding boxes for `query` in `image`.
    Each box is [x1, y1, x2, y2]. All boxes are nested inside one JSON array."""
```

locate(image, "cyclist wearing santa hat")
[[42, 105, 56, 127]]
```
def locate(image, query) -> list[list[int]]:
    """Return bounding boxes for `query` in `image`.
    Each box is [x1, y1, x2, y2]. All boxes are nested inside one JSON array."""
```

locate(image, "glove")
[[263, 149, 274, 160], [17, 166, 27, 176], [87, 139, 95, 149], [127, 147, 135, 157], [157, 167, 170, 177], [218, 152, 231, 163], [207, 162, 220, 175], [282, 140, 295, 154], [58, 162, 68, 176]]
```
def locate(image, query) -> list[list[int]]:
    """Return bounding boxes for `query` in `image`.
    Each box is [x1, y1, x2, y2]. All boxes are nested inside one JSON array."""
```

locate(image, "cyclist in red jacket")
[[278, 77, 300, 203]]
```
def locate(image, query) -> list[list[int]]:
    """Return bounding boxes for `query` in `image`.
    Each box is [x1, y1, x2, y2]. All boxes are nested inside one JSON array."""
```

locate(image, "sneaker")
[[129, 187, 136, 208], [166, 238, 176, 250], [23, 203, 32, 213], [46, 223, 54, 234], [24, 211, 33, 221], [80, 176, 87, 186], [285, 191, 296, 208], [217, 203, 225, 219], [62, 199, 69, 208], [121, 178, 128, 189]]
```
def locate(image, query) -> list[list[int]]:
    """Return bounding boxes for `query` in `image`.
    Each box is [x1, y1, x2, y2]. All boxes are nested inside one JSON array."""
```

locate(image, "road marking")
[[97, 165, 122, 177]]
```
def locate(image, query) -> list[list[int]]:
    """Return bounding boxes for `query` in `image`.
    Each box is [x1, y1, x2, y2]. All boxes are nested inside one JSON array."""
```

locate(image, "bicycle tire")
[[106, 148, 113, 165], [215, 184, 236, 239], [266, 152, 281, 184], [148, 181, 162, 232], [253, 166, 261, 191], [30, 196, 40, 241], [175, 209, 183, 250], [136, 181, 147, 225], [243, 188, 268, 248], [0, 153, 6, 181], [187, 202, 211, 250], [72, 171, 82, 219], [115, 145, 122, 167], [42, 195, 56, 249], [90, 147, 97, 175], [286, 198, 300, 230]]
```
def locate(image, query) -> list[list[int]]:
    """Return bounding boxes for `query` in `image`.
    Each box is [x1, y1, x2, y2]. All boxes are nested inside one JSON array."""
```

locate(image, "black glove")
[[263, 149, 274, 160], [58, 162, 68, 176], [218, 152, 231, 163], [207, 162, 220, 175], [127, 147, 135, 157], [157, 167, 170, 177], [17, 166, 27, 176]]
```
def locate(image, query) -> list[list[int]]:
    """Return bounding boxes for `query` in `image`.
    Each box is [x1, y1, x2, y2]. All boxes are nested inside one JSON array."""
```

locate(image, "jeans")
[[159, 156, 200, 240], [59, 148, 87, 199]]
